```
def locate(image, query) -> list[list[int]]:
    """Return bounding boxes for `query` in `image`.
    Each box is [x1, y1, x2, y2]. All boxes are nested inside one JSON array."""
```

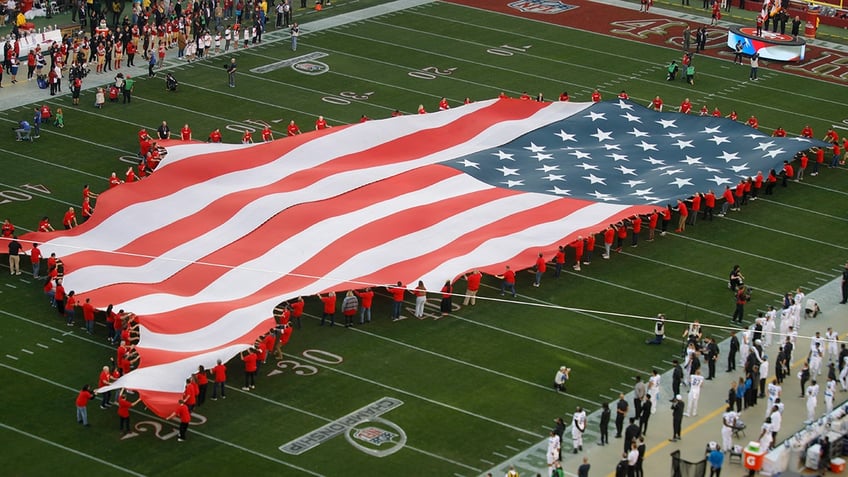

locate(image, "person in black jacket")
[[624, 417, 641, 453], [670, 395, 684, 441], [672, 360, 684, 398], [615, 394, 628, 438], [599, 402, 611, 446], [727, 331, 739, 372], [553, 417, 565, 459]]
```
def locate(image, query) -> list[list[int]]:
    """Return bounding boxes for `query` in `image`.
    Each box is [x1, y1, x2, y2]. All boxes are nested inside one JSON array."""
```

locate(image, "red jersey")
[[585, 234, 595, 252], [287, 123, 301, 136], [722, 188, 735, 204], [98, 369, 111, 388], [389, 286, 405, 302], [699, 105, 708, 116], [570, 239, 584, 258], [728, 111, 738, 121], [648, 211, 658, 228], [315, 118, 328, 130], [603, 227, 614, 245], [261, 127, 272, 141], [242, 352, 258, 372], [591, 91, 601, 102], [291, 299, 305, 316], [117, 396, 132, 418], [631, 216, 642, 233], [417, 105, 426, 114], [30, 245, 41, 264], [354, 290, 374, 308], [38, 218, 52, 232], [63, 210, 76, 227], [321, 294, 336, 313], [83, 301, 95, 321], [618, 92, 629, 100], [651, 97, 663, 110], [800, 126, 813, 138], [755, 173, 764, 188], [559, 93, 569, 101], [180, 126, 192, 140], [747, 117, 758, 129], [679, 101, 692, 114], [466, 272, 482, 291], [800, 154, 808, 169], [705, 191, 716, 208], [535, 256, 547, 273], [772, 127, 786, 137], [209, 130, 222, 142], [126, 169, 136, 183], [438, 98, 449, 110], [175, 403, 191, 423], [712, 108, 721, 117], [691, 194, 701, 212], [242, 131, 252, 143], [503, 269, 515, 284], [109, 176, 121, 188], [76, 389, 94, 407], [212, 363, 227, 382], [1, 221, 14, 237], [816, 148, 825, 164], [554, 250, 565, 265]]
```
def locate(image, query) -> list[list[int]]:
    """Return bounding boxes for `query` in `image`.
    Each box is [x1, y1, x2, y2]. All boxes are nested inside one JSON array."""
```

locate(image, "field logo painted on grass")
[[250, 52, 330, 74], [293, 59, 330, 76], [345, 418, 408, 457], [507, 0, 577, 14], [279, 397, 405, 456]]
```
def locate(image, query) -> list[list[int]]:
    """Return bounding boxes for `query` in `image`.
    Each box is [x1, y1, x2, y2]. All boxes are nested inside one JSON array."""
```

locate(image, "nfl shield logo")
[[508, 0, 578, 14]]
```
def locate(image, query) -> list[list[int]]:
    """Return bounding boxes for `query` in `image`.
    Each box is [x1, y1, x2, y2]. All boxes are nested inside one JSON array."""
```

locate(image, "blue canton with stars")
[[448, 100, 828, 205]]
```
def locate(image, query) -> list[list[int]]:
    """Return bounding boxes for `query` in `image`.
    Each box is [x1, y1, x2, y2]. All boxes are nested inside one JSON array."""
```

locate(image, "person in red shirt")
[[462, 270, 482, 305], [699, 105, 708, 116], [570, 237, 584, 270], [417, 104, 427, 114], [832, 142, 842, 168], [52, 277, 64, 310], [412, 282, 427, 318], [781, 160, 794, 187], [648, 209, 659, 241], [391, 109, 404, 117], [678, 98, 692, 114], [661, 205, 672, 235], [82, 297, 96, 334], [353, 289, 373, 324], [65, 290, 77, 325], [315, 115, 328, 130], [286, 120, 301, 136], [822, 128, 839, 144], [591, 89, 601, 102], [712, 107, 721, 117], [602, 226, 615, 259], [719, 185, 735, 216], [559, 91, 569, 102], [387, 282, 405, 320], [241, 348, 258, 390], [439, 280, 453, 316], [733, 179, 745, 209], [703, 190, 716, 221], [211, 359, 227, 400], [518, 91, 531, 101], [772, 126, 786, 137], [82, 184, 99, 201], [438, 97, 449, 110], [38, 216, 55, 232], [208, 128, 222, 143], [648, 96, 663, 111], [765, 169, 778, 195], [749, 171, 762, 200], [182, 377, 199, 411], [498, 91, 509, 99], [726, 110, 738, 121], [166, 400, 192, 441], [746, 115, 758, 129], [261, 126, 273, 142], [498, 266, 516, 297], [533, 252, 547, 287], [318, 291, 336, 326], [797, 152, 808, 181], [75, 384, 96, 426], [630, 215, 642, 247], [125, 167, 137, 183], [81, 197, 94, 223], [689, 193, 701, 226], [108, 172, 122, 188], [180, 123, 192, 140], [241, 130, 253, 144], [675, 199, 689, 233], [618, 90, 629, 100], [290, 295, 305, 328], [97, 365, 113, 408], [584, 233, 595, 264], [553, 246, 565, 278], [117, 390, 141, 434], [29, 242, 41, 278], [615, 222, 627, 251], [811, 147, 824, 176], [63, 207, 78, 229], [800, 125, 813, 138]]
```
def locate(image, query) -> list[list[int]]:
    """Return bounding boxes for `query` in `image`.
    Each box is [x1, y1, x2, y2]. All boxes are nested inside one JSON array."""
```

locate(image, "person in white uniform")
[[686, 369, 705, 417], [721, 407, 738, 452], [825, 376, 837, 414], [571, 406, 586, 453], [806, 380, 819, 423], [648, 369, 661, 414]]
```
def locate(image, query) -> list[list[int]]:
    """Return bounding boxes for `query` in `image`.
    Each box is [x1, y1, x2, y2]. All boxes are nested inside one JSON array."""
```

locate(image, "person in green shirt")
[[122, 75, 135, 103], [686, 64, 695, 85], [666, 60, 678, 81]]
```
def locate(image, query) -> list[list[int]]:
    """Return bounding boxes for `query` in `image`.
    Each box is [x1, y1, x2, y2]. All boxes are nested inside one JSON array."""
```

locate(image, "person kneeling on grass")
[[165, 73, 178, 92], [554, 366, 571, 392], [666, 60, 678, 81]]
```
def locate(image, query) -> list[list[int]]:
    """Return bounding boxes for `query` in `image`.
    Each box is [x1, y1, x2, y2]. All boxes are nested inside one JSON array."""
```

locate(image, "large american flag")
[[22, 98, 820, 416]]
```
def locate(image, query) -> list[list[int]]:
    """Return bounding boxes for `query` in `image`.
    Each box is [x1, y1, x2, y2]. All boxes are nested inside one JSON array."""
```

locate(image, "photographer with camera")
[[732, 285, 752, 324]]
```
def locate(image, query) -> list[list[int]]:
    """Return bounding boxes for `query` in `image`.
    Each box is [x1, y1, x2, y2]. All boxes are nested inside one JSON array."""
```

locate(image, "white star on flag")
[[555, 130, 577, 142], [627, 128, 650, 138], [623, 180, 647, 188], [717, 151, 741, 162], [583, 173, 607, 185], [591, 128, 614, 141], [542, 174, 566, 182], [671, 139, 695, 149], [707, 135, 731, 145], [493, 150, 515, 161], [575, 162, 600, 171], [547, 186, 571, 195], [459, 159, 480, 169], [669, 177, 694, 188], [524, 142, 546, 152], [707, 175, 733, 186], [607, 153, 629, 161], [536, 164, 560, 172], [615, 165, 637, 175], [635, 141, 658, 151], [502, 179, 525, 188], [680, 156, 703, 166], [568, 150, 592, 159], [496, 166, 520, 176], [655, 119, 678, 128], [620, 112, 642, 123], [584, 111, 607, 121]]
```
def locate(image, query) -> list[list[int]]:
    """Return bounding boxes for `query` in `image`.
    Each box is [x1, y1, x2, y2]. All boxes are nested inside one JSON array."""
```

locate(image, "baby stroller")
[[165, 73, 178, 92], [805, 298, 821, 319]]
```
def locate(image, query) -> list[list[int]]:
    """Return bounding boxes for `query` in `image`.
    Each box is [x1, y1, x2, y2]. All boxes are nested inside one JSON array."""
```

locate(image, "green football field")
[[1, 1, 847, 475]]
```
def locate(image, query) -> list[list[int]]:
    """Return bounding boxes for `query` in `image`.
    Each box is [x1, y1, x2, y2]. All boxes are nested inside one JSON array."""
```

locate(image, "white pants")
[[826, 394, 834, 414], [721, 426, 733, 451], [686, 391, 700, 416], [828, 344, 838, 363], [841, 367, 848, 391], [414, 296, 426, 317], [571, 430, 583, 450], [810, 357, 822, 376], [649, 389, 659, 414], [806, 398, 817, 421]]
